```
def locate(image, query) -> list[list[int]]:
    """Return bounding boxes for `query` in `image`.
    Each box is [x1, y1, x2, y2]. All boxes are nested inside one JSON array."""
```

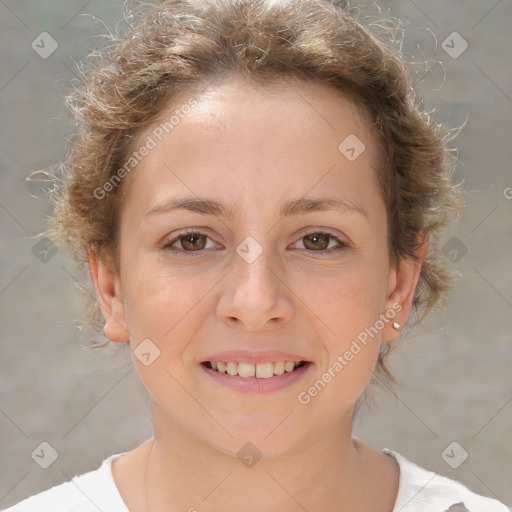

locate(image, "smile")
[[199, 359, 312, 393]]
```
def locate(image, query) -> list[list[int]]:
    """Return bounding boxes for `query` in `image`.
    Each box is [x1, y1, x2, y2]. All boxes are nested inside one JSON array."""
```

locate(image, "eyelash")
[[161, 228, 350, 256]]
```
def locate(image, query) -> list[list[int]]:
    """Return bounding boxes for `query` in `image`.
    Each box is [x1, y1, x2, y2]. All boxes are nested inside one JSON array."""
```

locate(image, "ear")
[[88, 249, 130, 343], [382, 236, 428, 342]]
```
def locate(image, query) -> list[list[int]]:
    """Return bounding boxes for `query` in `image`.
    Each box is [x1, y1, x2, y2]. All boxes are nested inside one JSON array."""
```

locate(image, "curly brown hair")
[[46, 0, 464, 379]]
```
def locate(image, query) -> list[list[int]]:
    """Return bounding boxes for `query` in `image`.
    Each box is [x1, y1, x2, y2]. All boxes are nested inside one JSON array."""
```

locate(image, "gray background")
[[1, 0, 511, 509]]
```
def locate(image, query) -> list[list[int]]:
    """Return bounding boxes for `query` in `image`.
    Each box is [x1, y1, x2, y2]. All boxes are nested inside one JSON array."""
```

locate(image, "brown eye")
[[179, 233, 207, 251], [297, 232, 347, 253], [302, 233, 331, 250], [163, 230, 214, 253], [162, 230, 348, 256]]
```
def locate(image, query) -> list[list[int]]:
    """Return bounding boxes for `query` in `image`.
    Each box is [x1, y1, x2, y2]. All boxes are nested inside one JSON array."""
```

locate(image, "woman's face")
[[95, 77, 421, 457]]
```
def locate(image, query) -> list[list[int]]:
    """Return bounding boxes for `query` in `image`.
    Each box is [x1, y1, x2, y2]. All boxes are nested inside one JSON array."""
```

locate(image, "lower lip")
[[199, 362, 313, 393]]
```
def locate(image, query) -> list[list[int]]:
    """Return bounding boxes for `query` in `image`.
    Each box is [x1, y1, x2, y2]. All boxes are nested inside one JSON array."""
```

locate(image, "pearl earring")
[[392, 321, 401, 330]]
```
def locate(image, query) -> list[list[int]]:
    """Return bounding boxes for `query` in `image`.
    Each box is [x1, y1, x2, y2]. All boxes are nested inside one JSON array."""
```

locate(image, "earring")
[[392, 321, 401, 331]]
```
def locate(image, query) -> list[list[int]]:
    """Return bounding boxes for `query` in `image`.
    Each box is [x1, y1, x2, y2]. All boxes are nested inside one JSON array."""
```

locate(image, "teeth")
[[207, 360, 303, 378], [256, 362, 274, 379], [238, 362, 256, 377], [226, 362, 238, 376], [273, 361, 285, 375], [284, 361, 295, 372]]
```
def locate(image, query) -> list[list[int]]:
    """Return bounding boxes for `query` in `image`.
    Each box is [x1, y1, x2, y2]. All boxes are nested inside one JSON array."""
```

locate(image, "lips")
[[199, 358, 312, 393], [200, 350, 312, 391]]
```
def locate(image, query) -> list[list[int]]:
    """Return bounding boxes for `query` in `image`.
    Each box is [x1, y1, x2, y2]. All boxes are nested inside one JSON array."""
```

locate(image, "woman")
[[4, 0, 510, 510]]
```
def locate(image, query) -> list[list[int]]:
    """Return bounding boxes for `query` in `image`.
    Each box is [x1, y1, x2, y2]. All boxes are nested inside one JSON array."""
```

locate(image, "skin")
[[89, 76, 426, 512]]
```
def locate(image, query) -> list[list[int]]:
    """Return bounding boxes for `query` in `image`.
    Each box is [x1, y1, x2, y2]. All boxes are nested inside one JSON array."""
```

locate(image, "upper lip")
[[200, 350, 311, 364]]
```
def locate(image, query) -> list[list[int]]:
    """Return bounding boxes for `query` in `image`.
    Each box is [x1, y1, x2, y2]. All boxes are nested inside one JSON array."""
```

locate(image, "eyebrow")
[[144, 196, 368, 220]]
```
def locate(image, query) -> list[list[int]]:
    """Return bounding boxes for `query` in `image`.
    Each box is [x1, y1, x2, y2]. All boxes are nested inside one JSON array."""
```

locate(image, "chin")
[[198, 414, 307, 460]]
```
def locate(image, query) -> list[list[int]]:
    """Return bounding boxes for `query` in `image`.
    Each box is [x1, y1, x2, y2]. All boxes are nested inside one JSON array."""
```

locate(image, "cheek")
[[122, 266, 200, 390], [299, 256, 389, 330], [125, 267, 195, 338], [306, 276, 385, 402], [295, 256, 389, 377], [121, 256, 214, 374]]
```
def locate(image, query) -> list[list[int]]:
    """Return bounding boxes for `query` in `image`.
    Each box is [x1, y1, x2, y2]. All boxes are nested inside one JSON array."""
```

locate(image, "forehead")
[[121, 76, 382, 218], [181, 76, 374, 140]]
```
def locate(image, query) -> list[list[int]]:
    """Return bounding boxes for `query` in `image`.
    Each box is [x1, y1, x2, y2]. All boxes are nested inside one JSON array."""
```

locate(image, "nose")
[[216, 246, 294, 331]]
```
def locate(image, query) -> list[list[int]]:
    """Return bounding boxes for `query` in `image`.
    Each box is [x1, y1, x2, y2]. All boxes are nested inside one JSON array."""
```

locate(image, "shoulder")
[[383, 449, 511, 512], [1, 454, 129, 512]]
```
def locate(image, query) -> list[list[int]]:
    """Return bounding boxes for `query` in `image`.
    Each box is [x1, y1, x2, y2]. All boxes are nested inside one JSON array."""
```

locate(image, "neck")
[[142, 402, 377, 512]]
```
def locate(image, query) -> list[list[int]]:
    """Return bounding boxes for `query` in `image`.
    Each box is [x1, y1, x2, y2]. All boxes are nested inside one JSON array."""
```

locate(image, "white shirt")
[[2, 449, 510, 511]]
